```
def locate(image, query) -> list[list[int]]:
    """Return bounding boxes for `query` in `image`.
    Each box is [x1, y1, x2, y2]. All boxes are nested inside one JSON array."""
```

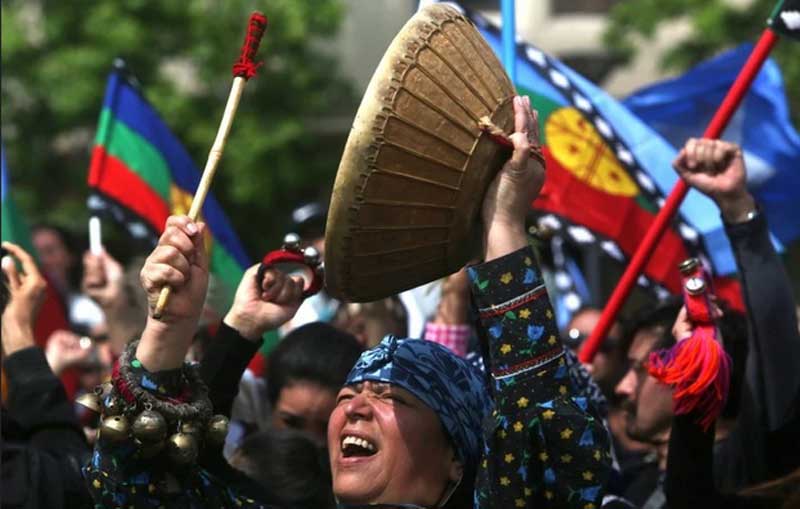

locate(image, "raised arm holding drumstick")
[[152, 11, 267, 319]]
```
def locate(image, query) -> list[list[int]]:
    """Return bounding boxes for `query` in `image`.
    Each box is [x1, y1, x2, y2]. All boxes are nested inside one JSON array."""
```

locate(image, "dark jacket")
[[1, 347, 92, 509]]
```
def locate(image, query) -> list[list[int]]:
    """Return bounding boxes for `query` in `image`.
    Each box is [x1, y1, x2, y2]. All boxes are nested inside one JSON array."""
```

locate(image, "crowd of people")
[[2, 97, 799, 508]]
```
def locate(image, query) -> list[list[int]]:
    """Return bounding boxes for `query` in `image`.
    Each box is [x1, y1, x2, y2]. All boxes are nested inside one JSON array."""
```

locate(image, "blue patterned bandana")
[[344, 335, 492, 466]]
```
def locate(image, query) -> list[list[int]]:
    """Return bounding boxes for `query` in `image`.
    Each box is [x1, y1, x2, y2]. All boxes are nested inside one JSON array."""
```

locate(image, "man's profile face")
[[614, 327, 673, 442]]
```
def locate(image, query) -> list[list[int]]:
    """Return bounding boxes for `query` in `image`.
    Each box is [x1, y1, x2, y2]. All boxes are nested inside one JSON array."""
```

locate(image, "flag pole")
[[579, 27, 780, 363], [501, 0, 517, 84]]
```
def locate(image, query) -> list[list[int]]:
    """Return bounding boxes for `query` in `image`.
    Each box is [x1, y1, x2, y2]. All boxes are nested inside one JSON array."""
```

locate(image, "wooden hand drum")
[[325, 4, 515, 302]]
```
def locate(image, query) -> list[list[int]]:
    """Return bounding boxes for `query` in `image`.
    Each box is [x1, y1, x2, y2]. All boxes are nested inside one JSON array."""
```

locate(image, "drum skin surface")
[[325, 4, 515, 302]]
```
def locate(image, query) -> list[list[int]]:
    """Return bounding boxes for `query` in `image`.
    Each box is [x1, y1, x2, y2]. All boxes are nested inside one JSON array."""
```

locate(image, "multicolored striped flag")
[[87, 68, 252, 310], [461, 6, 738, 296]]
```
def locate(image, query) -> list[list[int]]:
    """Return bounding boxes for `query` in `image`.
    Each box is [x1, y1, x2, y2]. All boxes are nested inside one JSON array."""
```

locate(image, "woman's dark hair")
[[230, 428, 335, 509], [266, 322, 363, 406], [31, 223, 84, 289]]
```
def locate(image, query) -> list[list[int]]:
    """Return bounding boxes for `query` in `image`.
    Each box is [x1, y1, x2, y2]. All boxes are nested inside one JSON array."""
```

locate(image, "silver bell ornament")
[[76, 391, 102, 414], [167, 432, 199, 465], [132, 410, 167, 443], [303, 246, 320, 266], [205, 414, 230, 445], [179, 420, 203, 436], [100, 415, 130, 442], [283, 233, 301, 252], [134, 438, 165, 459]]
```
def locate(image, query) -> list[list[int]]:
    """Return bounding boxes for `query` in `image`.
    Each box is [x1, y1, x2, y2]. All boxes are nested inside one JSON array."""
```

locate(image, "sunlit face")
[[327, 381, 461, 506], [272, 381, 337, 444], [615, 327, 673, 442]]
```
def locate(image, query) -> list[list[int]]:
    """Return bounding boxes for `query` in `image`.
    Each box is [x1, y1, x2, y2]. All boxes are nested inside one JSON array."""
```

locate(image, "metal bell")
[[283, 233, 301, 252], [205, 414, 230, 445], [685, 276, 706, 295], [679, 257, 700, 276], [167, 432, 199, 465], [134, 438, 165, 459], [132, 410, 167, 443], [76, 392, 102, 414], [179, 420, 203, 436], [100, 415, 130, 442], [303, 246, 320, 266], [103, 395, 126, 416]]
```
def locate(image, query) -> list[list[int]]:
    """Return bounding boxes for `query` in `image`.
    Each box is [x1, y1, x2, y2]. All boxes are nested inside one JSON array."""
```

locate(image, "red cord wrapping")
[[647, 264, 731, 430], [232, 12, 268, 79]]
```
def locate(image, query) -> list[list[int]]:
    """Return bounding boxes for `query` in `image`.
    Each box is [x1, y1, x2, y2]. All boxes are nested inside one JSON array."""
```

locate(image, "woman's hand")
[[1, 241, 47, 356], [224, 264, 305, 341], [481, 96, 545, 261], [136, 215, 208, 370], [45, 329, 93, 376]]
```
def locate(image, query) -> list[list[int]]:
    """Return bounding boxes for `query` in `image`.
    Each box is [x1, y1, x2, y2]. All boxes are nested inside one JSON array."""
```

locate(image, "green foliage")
[[1, 0, 353, 256], [604, 0, 799, 124]]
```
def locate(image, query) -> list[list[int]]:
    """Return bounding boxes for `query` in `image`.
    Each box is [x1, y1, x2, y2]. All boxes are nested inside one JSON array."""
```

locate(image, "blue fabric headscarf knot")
[[345, 335, 492, 466]]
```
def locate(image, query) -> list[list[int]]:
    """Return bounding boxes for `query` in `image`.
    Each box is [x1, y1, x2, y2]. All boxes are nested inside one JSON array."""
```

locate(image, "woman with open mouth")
[[84, 97, 611, 509]]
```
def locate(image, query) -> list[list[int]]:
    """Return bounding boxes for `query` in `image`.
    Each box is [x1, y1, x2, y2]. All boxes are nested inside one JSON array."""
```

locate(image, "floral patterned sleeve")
[[470, 246, 611, 509], [83, 360, 272, 509]]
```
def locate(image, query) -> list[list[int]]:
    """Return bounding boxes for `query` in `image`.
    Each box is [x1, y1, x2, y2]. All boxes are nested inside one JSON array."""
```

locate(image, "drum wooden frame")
[[325, 4, 515, 302]]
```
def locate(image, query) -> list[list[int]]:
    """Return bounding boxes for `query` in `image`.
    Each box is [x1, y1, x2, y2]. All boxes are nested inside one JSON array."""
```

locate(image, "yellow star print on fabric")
[[545, 490, 554, 500], [504, 453, 515, 463], [500, 476, 511, 486], [560, 428, 574, 439], [498, 430, 508, 439], [517, 397, 529, 408], [515, 499, 526, 507], [542, 409, 556, 420], [524, 256, 532, 266], [561, 454, 573, 463], [584, 504, 596, 509], [559, 385, 568, 395], [594, 449, 602, 461], [513, 421, 524, 432], [500, 344, 513, 355], [524, 487, 533, 497], [582, 471, 594, 481], [92, 479, 101, 489], [548, 335, 558, 345], [519, 308, 531, 319], [539, 452, 549, 462], [546, 308, 553, 319], [500, 272, 513, 284]]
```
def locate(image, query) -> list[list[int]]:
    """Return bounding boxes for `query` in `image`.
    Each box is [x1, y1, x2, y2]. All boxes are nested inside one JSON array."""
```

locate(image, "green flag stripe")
[[209, 242, 245, 301], [1, 193, 36, 255], [95, 109, 173, 202]]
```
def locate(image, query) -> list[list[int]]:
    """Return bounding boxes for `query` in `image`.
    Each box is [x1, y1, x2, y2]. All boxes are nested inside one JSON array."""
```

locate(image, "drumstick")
[[153, 12, 268, 319]]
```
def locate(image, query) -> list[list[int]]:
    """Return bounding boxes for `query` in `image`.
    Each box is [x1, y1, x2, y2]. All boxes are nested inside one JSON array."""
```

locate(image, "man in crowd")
[[615, 138, 800, 507]]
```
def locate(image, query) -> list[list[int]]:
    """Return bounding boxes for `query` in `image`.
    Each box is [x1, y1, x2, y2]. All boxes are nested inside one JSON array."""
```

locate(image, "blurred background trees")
[[2, 0, 797, 261], [1, 0, 353, 256], [604, 0, 799, 124]]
